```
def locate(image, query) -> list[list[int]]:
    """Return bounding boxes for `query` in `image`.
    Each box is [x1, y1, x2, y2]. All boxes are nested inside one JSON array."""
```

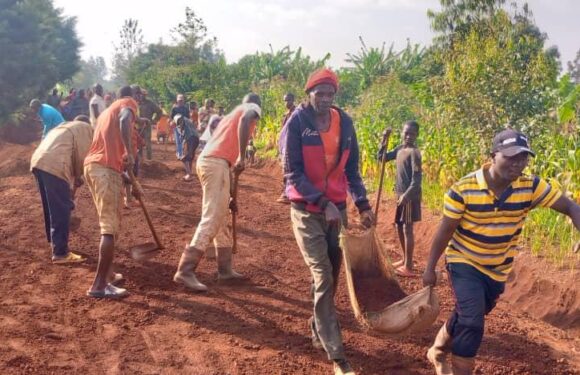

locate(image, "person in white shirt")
[[89, 83, 106, 128]]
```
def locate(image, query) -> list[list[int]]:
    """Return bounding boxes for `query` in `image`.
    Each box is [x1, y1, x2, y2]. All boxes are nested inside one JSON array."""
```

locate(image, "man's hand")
[[123, 154, 135, 169], [233, 158, 245, 176], [422, 267, 437, 287], [360, 209, 375, 228], [229, 198, 238, 213], [397, 195, 408, 207], [324, 202, 342, 227]]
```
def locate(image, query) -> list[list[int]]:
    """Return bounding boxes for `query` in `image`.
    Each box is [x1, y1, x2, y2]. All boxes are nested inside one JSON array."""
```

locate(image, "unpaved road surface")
[[0, 142, 578, 374]]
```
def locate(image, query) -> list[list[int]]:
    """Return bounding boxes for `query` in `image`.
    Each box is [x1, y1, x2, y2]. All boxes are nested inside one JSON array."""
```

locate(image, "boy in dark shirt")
[[378, 120, 422, 277]]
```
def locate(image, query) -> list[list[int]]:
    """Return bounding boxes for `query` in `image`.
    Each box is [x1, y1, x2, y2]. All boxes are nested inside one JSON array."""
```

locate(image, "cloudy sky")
[[53, 0, 579, 70]]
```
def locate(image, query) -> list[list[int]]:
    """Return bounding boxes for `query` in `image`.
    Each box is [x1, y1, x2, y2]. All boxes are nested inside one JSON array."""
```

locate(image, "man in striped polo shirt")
[[422, 129, 580, 375]]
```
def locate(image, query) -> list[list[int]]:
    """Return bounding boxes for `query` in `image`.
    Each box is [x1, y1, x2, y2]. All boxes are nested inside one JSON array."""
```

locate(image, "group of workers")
[[27, 67, 580, 375]]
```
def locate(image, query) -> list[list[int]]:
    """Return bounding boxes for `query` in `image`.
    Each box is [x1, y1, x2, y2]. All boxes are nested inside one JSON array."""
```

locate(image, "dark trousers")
[[446, 263, 505, 358], [33, 169, 73, 257]]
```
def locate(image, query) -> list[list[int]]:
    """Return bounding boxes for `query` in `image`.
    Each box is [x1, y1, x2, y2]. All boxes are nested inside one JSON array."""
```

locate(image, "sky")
[[52, 0, 579, 71]]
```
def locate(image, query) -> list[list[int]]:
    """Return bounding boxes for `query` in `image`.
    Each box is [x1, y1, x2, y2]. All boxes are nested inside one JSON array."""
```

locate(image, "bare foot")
[[395, 266, 417, 277], [392, 259, 404, 268]]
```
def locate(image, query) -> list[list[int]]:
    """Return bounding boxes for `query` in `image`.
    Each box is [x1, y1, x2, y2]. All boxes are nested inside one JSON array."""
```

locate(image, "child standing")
[[377, 120, 422, 277]]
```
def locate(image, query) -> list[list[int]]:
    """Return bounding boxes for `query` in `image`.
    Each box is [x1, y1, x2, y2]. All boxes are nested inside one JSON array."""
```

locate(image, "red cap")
[[304, 68, 339, 93]]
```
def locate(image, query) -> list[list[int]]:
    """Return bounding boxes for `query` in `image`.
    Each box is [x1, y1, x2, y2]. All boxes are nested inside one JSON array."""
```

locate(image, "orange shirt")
[[84, 97, 138, 173], [190, 110, 199, 125], [319, 108, 341, 173], [157, 114, 170, 134], [201, 103, 261, 165]]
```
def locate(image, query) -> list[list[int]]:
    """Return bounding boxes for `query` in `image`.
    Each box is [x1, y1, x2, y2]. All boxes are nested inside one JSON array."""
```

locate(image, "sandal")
[[108, 272, 125, 286], [86, 284, 128, 299], [182, 175, 193, 182], [52, 252, 86, 264], [395, 266, 417, 277]]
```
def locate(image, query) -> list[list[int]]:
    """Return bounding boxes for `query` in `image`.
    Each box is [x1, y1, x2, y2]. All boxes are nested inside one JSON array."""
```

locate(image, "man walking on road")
[[173, 93, 261, 292], [83, 85, 143, 298], [30, 115, 93, 263], [285, 68, 375, 375], [138, 89, 163, 160], [423, 129, 580, 375]]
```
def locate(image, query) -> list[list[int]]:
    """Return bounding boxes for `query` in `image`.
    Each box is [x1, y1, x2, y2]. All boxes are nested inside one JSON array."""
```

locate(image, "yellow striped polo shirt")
[[443, 164, 561, 282]]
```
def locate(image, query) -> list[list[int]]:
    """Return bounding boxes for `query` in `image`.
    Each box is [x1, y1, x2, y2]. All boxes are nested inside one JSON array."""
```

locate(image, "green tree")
[[568, 49, 580, 84], [0, 0, 81, 121], [68, 56, 109, 90], [112, 19, 144, 85]]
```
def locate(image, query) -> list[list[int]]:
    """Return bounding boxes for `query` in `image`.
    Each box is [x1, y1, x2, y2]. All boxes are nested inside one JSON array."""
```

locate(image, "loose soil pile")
[[352, 271, 407, 313], [0, 140, 578, 374]]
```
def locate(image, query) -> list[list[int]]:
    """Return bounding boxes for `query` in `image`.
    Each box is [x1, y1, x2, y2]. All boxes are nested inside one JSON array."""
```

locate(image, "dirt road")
[[0, 142, 578, 374]]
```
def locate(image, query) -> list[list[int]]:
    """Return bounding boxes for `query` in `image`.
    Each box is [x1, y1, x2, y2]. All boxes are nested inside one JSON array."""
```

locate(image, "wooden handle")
[[231, 173, 239, 254], [128, 169, 163, 249], [374, 129, 392, 219]]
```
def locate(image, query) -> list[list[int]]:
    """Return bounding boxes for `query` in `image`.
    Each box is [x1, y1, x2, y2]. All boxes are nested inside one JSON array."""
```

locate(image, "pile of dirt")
[[0, 142, 35, 178], [0, 117, 41, 145], [352, 270, 407, 312], [504, 252, 580, 334], [139, 159, 174, 178]]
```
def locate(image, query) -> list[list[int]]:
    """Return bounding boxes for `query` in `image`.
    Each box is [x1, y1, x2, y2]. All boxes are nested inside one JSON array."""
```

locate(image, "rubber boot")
[[451, 354, 475, 375], [217, 247, 244, 281], [173, 246, 208, 292], [426, 324, 453, 375], [205, 247, 216, 260]]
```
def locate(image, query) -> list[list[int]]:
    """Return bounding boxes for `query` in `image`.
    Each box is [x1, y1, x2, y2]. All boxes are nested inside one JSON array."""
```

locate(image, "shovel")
[[127, 169, 164, 261], [231, 173, 239, 254]]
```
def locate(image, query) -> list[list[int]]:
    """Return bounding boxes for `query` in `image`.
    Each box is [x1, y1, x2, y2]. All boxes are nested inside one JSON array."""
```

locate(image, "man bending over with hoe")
[[285, 68, 375, 375], [173, 93, 261, 292], [84, 85, 144, 298], [423, 129, 580, 374]]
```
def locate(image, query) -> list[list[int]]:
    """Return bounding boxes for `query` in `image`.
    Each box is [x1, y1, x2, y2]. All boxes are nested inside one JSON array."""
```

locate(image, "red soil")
[[0, 141, 578, 374]]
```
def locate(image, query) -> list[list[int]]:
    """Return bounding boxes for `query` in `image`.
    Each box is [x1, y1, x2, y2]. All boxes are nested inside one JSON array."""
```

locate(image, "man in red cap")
[[284, 68, 375, 375]]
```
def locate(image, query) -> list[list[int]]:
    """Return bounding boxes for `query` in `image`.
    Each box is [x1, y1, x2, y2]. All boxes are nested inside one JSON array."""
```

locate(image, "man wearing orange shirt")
[[173, 93, 261, 292], [285, 68, 375, 375], [84, 85, 144, 298]]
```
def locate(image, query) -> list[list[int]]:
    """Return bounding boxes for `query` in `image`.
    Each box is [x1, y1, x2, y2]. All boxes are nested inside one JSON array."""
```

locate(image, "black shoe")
[[333, 359, 355, 375]]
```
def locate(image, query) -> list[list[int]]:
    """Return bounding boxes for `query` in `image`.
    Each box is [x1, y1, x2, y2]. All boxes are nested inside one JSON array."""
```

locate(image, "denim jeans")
[[33, 168, 73, 257], [446, 263, 505, 358]]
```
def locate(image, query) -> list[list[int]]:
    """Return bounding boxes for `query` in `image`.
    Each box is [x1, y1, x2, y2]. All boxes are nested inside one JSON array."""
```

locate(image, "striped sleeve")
[[531, 176, 562, 208], [443, 184, 465, 219]]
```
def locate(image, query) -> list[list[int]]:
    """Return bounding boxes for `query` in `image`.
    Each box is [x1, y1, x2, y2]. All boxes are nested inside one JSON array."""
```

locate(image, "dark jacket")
[[284, 103, 370, 214]]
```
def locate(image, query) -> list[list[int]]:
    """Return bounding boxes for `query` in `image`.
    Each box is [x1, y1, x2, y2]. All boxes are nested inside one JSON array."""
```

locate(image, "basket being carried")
[[340, 227, 439, 335], [340, 128, 439, 335]]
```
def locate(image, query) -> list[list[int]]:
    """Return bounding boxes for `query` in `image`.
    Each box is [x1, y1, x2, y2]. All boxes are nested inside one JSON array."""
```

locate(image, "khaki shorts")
[[84, 163, 122, 236]]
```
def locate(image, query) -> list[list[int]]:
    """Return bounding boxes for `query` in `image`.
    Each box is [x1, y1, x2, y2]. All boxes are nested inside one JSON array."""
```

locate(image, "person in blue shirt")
[[30, 99, 65, 138]]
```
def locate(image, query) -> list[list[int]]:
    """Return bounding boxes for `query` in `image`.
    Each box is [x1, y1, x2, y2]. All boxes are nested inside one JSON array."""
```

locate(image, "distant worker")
[[173, 93, 261, 292], [89, 83, 106, 129], [377, 121, 422, 277], [173, 114, 200, 182], [198, 98, 215, 133], [29, 99, 65, 139], [276, 92, 296, 204], [30, 115, 93, 263], [170, 94, 190, 155], [46, 89, 62, 111], [423, 129, 580, 375], [68, 89, 90, 121], [285, 68, 374, 375], [189, 101, 199, 129], [138, 89, 163, 160], [156, 103, 171, 145], [83, 85, 144, 298]]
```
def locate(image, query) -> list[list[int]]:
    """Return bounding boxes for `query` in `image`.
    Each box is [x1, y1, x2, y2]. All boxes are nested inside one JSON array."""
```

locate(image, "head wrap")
[[304, 68, 339, 93]]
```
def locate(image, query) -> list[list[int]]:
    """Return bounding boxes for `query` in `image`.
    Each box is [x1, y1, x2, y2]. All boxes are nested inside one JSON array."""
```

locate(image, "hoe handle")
[[374, 128, 392, 220], [231, 173, 239, 254], [128, 169, 163, 249]]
